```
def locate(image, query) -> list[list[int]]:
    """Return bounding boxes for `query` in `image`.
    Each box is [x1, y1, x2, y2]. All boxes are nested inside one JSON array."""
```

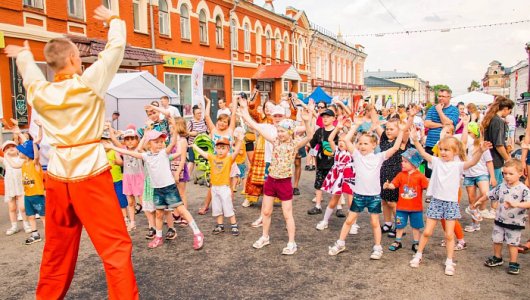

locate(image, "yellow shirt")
[[208, 155, 233, 186], [22, 161, 45, 196], [16, 19, 126, 182], [106, 150, 123, 182]]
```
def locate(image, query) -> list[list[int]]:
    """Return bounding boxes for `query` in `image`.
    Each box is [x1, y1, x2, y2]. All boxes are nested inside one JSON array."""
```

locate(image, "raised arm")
[[203, 96, 216, 132], [240, 107, 276, 143], [107, 121, 124, 148], [33, 119, 43, 145], [192, 144, 209, 159], [104, 143, 143, 159], [327, 117, 343, 152], [409, 128, 433, 163], [228, 101, 237, 133], [146, 104, 170, 119], [6, 41, 46, 100], [384, 123, 405, 159], [370, 109, 384, 137], [344, 118, 362, 153], [165, 118, 178, 155], [231, 135, 244, 161], [464, 141, 493, 170], [296, 107, 315, 149]]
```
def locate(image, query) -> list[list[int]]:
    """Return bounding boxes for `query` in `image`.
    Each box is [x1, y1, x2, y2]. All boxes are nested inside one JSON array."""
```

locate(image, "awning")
[[67, 35, 164, 67], [252, 63, 302, 81]]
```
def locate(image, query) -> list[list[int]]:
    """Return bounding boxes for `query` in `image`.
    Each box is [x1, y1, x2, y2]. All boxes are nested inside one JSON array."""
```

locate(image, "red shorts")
[[263, 176, 293, 201]]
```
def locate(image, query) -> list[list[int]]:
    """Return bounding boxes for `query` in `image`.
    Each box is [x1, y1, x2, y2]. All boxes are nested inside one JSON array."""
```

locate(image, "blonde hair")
[[174, 117, 188, 137], [504, 159, 523, 172], [44, 38, 76, 71], [439, 136, 466, 161], [358, 132, 378, 145]]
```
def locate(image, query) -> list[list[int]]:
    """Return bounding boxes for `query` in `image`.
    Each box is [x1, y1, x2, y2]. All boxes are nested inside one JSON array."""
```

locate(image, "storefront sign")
[[10, 58, 28, 124], [163, 55, 196, 69], [0, 31, 5, 49]]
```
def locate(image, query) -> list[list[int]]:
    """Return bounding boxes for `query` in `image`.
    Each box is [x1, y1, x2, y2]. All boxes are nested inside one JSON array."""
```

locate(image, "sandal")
[[134, 203, 143, 214], [411, 243, 419, 253], [198, 207, 210, 215], [231, 225, 240, 236], [517, 242, 530, 254], [388, 241, 402, 251]]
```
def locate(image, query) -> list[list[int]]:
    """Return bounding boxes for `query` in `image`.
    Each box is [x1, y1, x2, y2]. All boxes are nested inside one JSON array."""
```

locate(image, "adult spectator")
[[423, 88, 459, 177], [454, 102, 466, 135], [160, 95, 181, 119], [216, 98, 231, 118], [187, 105, 208, 176], [111, 110, 120, 129]]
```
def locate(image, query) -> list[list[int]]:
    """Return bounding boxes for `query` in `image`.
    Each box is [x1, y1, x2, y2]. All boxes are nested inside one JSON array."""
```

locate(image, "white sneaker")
[[349, 223, 359, 235], [410, 253, 422, 268], [23, 222, 32, 234], [35, 214, 41, 219], [340, 194, 346, 205], [464, 223, 480, 233], [445, 262, 456, 276], [6, 227, 19, 236], [328, 241, 346, 256], [480, 209, 495, 219], [251, 217, 263, 228], [316, 221, 328, 231], [241, 199, 251, 207], [370, 246, 383, 260], [312, 197, 317, 203], [17, 211, 23, 221], [282, 242, 297, 255], [253, 236, 270, 249]]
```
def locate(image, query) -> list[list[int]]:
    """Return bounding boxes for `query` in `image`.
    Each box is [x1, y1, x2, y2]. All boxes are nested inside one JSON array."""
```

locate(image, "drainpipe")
[[329, 38, 338, 95], [229, 0, 240, 103], [149, 0, 157, 77]]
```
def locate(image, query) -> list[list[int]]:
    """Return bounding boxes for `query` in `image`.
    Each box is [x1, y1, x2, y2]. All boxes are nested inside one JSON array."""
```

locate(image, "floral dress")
[[321, 149, 355, 195]]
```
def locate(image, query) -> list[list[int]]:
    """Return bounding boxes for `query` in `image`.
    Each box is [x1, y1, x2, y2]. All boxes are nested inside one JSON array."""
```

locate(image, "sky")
[[257, 0, 530, 96]]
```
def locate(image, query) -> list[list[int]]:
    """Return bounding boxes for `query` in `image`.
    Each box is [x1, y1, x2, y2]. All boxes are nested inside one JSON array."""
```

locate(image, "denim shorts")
[[426, 198, 461, 220], [395, 210, 424, 229], [493, 168, 503, 187], [237, 163, 247, 179], [24, 195, 45, 216], [187, 147, 195, 163], [463, 175, 489, 187], [153, 184, 183, 210], [350, 194, 382, 214]]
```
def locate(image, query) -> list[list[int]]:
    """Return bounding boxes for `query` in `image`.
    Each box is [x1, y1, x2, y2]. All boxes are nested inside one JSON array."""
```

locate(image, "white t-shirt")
[[353, 150, 387, 196], [160, 105, 181, 120], [142, 151, 174, 188], [427, 157, 464, 202], [217, 108, 232, 118], [257, 123, 278, 163], [413, 115, 424, 141], [505, 114, 516, 128], [464, 139, 493, 177]]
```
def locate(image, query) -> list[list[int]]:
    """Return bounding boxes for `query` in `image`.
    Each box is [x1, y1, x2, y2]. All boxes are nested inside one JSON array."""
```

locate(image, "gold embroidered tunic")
[[15, 19, 126, 182]]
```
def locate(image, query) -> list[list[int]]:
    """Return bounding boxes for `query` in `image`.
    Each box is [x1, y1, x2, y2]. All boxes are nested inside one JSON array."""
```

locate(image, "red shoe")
[[193, 232, 204, 250], [148, 236, 164, 248]]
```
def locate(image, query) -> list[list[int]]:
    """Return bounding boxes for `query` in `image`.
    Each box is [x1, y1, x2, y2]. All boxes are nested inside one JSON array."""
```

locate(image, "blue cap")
[[401, 148, 423, 168], [16, 140, 38, 160]]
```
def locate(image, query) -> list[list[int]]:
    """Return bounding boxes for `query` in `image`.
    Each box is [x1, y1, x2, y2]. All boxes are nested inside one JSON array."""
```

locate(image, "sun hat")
[[16, 140, 37, 160], [145, 130, 167, 142], [2, 140, 18, 152], [401, 148, 423, 168]]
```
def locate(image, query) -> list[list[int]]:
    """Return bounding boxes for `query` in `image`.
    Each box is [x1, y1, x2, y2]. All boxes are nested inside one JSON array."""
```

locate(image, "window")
[[165, 73, 192, 116], [297, 38, 304, 64], [316, 56, 321, 78], [133, 0, 147, 33], [133, 0, 140, 31], [324, 58, 329, 80], [300, 82, 309, 97], [230, 19, 238, 50], [233, 78, 251, 99], [159, 0, 170, 35], [265, 31, 271, 57], [24, 0, 44, 9], [215, 16, 223, 47], [283, 37, 289, 61], [199, 10, 208, 44], [337, 63, 341, 82], [243, 23, 250, 52], [68, 0, 84, 19], [283, 81, 289, 92], [343, 64, 347, 83], [102, 0, 111, 9], [255, 27, 262, 54], [179, 4, 190, 39], [275, 33, 281, 59]]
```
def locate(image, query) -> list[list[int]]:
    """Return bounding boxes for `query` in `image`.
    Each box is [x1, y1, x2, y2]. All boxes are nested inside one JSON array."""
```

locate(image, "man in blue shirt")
[[424, 89, 459, 177]]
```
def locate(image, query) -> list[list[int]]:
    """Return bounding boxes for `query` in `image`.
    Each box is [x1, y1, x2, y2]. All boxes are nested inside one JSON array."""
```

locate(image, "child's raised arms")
[[165, 117, 178, 155], [463, 141, 492, 170], [104, 142, 143, 160], [231, 133, 245, 161], [237, 100, 276, 143], [192, 144, 210, 160], [328, 116, 345, 152], [409, 127, 433, 163], [295, 105, 315, 150], [343, 117, 363, 153], [383, 122, 405, 160]]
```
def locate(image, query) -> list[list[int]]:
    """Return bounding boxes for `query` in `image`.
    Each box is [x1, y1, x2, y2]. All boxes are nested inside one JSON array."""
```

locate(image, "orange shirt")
[[22, 160, 45, 196], [392, 170, 429, 211], [208, 154, 233, 186]]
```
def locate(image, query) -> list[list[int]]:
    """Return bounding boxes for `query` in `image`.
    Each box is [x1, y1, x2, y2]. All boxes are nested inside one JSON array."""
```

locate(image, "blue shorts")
[[114, 181, 128, 209], [493, 168, 503, 187], [463, 175, 489, 187], [237, 163, 247, 179], [187, 147, 195, 163], [297, 147, 307, 158], [426, 198, 461, 220], [153, 184, 183, 210], [395, 210, 424, 229], [24, 195, 45, 216], [350, 194, 382, 214]]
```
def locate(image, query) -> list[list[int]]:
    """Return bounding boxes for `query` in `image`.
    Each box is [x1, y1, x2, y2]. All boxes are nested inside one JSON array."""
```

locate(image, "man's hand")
[[94, 5, 114, 23], [435, 103, 444, 112], [4, 40, 30, 58], [34, 119, 42, 127]]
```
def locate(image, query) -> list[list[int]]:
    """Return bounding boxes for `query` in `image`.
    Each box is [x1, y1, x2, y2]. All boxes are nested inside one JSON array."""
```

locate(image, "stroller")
[[193, 133, 213, 187]]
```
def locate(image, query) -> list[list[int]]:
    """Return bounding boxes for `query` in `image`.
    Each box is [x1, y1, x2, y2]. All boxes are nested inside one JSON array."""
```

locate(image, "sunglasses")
[[317, 106, 326, 109]]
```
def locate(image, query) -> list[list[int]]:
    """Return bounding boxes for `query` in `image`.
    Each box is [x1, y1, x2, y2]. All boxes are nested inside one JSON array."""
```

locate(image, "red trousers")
[[36, 171, 138, 300]]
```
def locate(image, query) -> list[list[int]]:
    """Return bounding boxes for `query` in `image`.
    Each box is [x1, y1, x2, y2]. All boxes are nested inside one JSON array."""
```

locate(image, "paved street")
[[0, 166, 529, 300]]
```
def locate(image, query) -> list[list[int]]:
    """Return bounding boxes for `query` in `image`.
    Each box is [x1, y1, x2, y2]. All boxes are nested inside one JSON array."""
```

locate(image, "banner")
[[10, 58, 29, 125], [191, 58, 204, 113]]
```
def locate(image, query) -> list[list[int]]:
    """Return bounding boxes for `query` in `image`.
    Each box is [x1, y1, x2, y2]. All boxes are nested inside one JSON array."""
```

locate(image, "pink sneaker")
[[193, 232, 204, 250], [148, 236, 164, 248]]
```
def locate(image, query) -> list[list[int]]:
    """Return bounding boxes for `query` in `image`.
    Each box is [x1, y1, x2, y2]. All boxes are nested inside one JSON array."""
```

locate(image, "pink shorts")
[[123, 173, 145, 196], [263, 176, 293, 201]]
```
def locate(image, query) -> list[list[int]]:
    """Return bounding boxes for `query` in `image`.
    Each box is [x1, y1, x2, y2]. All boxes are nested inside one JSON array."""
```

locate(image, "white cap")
[[270, 105, 286, 116]]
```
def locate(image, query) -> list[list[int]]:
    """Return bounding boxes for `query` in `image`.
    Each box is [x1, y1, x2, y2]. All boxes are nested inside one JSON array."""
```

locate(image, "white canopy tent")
[[450, 91, 494, 106], [105, 71, 179, 130]]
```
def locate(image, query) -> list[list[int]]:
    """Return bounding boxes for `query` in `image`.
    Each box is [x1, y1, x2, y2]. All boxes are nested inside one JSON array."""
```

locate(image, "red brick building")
[[0, 0, 312, 121]]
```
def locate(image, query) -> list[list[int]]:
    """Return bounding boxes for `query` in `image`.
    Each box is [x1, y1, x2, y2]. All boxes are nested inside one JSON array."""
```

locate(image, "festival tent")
[[450, 91, 494, 106], [302, 86, 333, 104], [105, 71, 179, 130]]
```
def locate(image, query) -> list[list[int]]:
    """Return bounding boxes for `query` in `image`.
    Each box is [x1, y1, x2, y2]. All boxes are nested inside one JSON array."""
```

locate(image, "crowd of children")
[[2, 94, 529, 276]]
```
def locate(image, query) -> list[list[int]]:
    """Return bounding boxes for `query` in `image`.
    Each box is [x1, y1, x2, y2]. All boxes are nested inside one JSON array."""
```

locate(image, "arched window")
[[255, 27, 262, 54], [230, 19, 238, 50], [275, 33, 281, 59], [265, 30, 272, 57], [180, 4, 190, 40], [297, 38, 304, 64], [283, 36, 289, 61], [215, 16, 223, 47], [158, 0, 169, 35], [199, 10, 208, 43], [244, 23, 251, 52]]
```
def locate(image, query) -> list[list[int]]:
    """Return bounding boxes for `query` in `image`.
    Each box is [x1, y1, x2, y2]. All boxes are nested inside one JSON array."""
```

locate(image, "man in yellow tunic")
[[5, 6, 138, 300]]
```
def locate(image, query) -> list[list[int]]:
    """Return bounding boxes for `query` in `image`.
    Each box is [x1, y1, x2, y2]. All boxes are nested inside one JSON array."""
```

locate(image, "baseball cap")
[[101, 129, 111, 139], [145, 130, 167, 142], [401, 148, 423, 168], [2, 140, 17, 152], [270, 105, 286, 116], [122, 129, 138, 138], [113, 110, 120, 115], [215, 137, 231, 146], [16, 140, 37, 160], [320, 109, 336, 117]]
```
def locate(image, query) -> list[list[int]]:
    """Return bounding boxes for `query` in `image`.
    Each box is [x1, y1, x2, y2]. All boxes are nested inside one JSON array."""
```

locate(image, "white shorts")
[[230, 162, 241, 178], [211, 185, 234, 218]]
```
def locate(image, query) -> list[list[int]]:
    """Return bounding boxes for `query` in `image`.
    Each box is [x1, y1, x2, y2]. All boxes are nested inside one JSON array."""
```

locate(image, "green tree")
[[432, 84, 451, 103], [467, 80, 480, 92]]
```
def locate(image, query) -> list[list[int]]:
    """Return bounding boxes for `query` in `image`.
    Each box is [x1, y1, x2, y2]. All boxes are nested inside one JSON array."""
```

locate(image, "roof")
[[68, 35, 164, 67], [252, 64, 302, 80], [364, 70, 418, 79], [364, 76, 412, 89]]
